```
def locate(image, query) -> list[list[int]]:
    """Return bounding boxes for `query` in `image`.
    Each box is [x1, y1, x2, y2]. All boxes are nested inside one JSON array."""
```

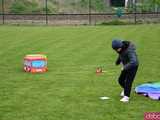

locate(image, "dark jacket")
[[116, 41, 139, 70]]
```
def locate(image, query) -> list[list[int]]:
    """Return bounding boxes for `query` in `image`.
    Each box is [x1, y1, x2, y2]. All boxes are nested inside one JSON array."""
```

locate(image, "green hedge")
[[99, 20, 136, 25]]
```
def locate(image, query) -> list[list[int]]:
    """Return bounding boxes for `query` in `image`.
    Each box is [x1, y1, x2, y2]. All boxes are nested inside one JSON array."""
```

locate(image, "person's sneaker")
[[120, 96, 129, 103], [120, 90, 124, 97]]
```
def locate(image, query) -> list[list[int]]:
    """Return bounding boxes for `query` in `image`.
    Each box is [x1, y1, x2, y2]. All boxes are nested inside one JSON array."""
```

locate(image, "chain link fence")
[[0, 0, 160, 25]]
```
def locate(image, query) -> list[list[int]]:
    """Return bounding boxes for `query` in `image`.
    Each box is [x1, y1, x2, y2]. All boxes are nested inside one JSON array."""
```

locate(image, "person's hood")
[[112, 39, 123, 50]]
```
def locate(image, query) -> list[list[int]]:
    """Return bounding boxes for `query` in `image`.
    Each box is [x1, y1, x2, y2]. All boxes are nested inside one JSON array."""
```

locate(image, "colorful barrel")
[[24, 54, 48, 73]]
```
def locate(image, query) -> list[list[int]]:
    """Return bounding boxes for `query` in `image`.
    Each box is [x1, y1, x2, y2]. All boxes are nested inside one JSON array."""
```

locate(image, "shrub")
[[10, 0, 40, 14], [99, 20, 135, 25], [10, 1, 26, 13]]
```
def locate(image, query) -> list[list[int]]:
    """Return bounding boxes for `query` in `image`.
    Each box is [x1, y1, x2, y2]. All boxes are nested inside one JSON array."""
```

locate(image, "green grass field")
[[0, 24, 160, 120]]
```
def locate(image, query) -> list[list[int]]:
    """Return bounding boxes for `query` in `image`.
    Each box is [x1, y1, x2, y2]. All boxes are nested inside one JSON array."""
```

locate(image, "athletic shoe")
[[120, 96, 129, 103]]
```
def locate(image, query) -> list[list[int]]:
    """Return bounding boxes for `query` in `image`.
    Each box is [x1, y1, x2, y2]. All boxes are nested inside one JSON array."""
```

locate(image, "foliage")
[[79, 0, 88, 8], [10, 0, 40, 13], [91, 0, 107, 12], [99, 20, 135, 25], [1, 0, 160, 14]]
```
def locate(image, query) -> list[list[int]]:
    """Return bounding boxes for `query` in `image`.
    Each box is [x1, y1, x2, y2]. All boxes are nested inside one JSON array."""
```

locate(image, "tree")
[[149, 0, 160, 12]]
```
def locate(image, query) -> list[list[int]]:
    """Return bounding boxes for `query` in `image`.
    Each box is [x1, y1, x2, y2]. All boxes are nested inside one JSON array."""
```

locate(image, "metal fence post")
[[2, 0, 4, 24], [134, 0, 137, 24], [45, 0, 48, 25], [89, 0, 91, 25]]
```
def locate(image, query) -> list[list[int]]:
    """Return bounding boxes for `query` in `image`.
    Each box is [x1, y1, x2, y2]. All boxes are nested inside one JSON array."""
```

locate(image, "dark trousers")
[[118, 66, 138, 97]]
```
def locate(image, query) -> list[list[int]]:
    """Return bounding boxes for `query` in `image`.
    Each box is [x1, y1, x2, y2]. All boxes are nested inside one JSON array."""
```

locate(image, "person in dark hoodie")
[[112, 39, 139, 103]]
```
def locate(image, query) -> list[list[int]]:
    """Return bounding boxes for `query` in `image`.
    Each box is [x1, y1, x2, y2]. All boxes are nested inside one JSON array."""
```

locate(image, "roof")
[[24, 54, 47, 61]]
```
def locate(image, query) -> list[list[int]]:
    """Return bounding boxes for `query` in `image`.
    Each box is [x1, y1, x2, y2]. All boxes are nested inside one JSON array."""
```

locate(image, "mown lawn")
[[0, 24, 160, 120]]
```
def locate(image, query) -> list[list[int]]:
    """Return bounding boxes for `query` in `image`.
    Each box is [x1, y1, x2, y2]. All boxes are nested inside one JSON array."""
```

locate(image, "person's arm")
[[123, 51, 138, 70], [115, 55, 121, 65]]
